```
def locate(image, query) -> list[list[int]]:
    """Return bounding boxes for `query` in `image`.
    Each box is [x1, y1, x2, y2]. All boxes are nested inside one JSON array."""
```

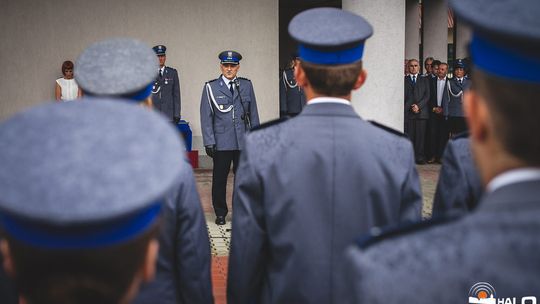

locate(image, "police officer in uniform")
[[152, 45, 181, 123], [75, 38, 213, 304], [0, 98, 185, 304], [227, 8, 422, 304], [344, 0, 540, 301], [432, 133, 483, 217], [200, 50, 260, 225], [279, 53, 306, 117], [444, 59, 470, 137]]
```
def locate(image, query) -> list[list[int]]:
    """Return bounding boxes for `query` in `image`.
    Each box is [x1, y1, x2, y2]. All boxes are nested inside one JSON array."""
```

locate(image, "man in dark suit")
[[427, 62, 450, 163], [344, 0, 540, 302], [405, 59, 430, 164], [227, 8, 422, 304], [152, 45, 181, 123]]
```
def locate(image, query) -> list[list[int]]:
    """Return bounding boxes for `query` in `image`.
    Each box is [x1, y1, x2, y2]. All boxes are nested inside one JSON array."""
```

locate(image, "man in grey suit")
[[445, 59, 470, 137], [75, 38, 213, 304], [344, 0, 540, 302], [152, 45, 181, 123], [200, 50, 260, 225], [227, 8, 422, 304], [405, 59, 430, 164]]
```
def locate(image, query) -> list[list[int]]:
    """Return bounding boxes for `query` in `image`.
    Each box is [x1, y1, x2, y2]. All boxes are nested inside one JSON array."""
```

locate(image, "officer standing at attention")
[[279, 53, 306, 117], [152, 45, 181, 123], [227, 8, 422, 304], [344, 0, 540, 301], [75, 38, 213, 304], [0, 98, 185, 304], [200, 50, 260, 225]]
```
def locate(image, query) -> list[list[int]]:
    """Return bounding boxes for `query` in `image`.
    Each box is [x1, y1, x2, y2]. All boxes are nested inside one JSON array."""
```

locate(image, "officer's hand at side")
[[173, 116, 180, 124], [205, 145, 215, 158]]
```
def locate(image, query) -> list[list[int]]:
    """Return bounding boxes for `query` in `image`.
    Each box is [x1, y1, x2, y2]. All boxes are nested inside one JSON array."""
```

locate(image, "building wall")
[[344, 0, 406, 131], [0, 0, 279, 151]]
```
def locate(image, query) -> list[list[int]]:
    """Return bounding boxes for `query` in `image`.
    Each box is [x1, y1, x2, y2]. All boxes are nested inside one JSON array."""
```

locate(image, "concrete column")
[[423, 0, 448, 62], [343, 0, 406, 131], [455, 19, 472, 59], [405, 0, 420, 62]]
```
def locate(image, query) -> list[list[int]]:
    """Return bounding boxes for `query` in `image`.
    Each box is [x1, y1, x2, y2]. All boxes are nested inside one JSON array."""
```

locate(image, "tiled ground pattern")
[[194, 164, 441, 304]]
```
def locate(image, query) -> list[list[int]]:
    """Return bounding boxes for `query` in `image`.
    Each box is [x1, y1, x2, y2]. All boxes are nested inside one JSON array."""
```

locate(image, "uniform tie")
[[458, 78, 462, 84], [229, 81, 234, 95]]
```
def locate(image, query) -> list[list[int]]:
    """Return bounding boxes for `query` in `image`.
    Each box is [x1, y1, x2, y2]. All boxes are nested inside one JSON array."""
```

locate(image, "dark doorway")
[[279, 0, 341, 71]]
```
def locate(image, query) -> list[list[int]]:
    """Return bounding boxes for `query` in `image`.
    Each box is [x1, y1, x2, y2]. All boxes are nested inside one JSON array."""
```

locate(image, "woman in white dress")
[[55, 60, 82, 101]]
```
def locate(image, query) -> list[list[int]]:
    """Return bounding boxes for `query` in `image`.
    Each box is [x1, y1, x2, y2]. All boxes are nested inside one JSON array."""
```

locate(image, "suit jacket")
[[344, 179, 540, 303], [132, 157, 213, 304], [428, 77, 449, 116], [444, 77, 470, 117], [279, 68, 306, 116], [200, 76, 260, 151], [432, 136, 483, 216], [152, 66, 181, 120], [404, 75, 430, 120], [227, 102, 423, 304]]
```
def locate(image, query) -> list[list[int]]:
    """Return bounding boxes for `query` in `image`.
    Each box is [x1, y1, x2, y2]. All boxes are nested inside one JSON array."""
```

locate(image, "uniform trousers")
[[212, 150, 240, 217], [448, 117, 468, 136], [407, 118, 427, 162]]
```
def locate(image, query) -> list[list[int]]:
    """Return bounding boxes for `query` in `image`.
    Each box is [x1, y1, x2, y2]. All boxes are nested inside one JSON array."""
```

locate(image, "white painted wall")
[[423, 0, 448, 62], [343, 0, 405, 131], [0, 0, 279, 151], [405, 0, 420, 62]]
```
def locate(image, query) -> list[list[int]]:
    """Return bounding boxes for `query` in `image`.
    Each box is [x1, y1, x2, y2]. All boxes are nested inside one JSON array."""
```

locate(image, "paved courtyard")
[[194, 164, 441, 304]]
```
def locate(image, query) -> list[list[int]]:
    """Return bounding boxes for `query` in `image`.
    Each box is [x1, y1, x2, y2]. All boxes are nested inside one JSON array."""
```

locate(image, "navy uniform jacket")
[[132, 157, 213, 304], [227, 102, 422, 304], [200, 76, 260, 150], [404, 75, 430, 120], [444, 77, 470, 118], [432, 135, 483, 216], [152, 66, 181, 120], [344, 179, 540, 303], [279, 68, 306, 116]]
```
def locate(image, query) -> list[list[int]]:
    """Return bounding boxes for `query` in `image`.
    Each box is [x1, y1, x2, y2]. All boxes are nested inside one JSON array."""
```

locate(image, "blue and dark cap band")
[[0, 202, 162, 249], [471, 33, 540, 82], [299, 43, 365, 65], [125, 83, 154, 101]]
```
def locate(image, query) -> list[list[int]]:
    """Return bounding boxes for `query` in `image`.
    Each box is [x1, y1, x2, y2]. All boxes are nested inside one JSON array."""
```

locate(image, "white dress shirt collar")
[[307, 97, 351, 106], [487, 168, 540, 193]]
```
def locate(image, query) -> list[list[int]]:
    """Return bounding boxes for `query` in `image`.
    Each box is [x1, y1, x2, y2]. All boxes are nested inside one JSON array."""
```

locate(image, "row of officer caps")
[[1, 0, 539, 250]]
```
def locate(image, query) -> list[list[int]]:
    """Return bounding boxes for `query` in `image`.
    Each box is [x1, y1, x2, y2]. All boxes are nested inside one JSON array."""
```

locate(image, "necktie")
[[229, 81, 234, 95], [412, 75, 416, 85], [159, 69, 163, 79], [458, 78, 462, 84]]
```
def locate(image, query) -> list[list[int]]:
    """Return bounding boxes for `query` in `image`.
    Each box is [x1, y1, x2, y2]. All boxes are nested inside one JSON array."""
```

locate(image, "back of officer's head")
[[0, 98, 185, 303], [450, 0, 540, 166], [288, 8, 373, 97]]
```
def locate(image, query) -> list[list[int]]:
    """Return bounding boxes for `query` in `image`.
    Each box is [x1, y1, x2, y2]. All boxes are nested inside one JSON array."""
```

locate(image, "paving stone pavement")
[[194, 164, 441, 304]]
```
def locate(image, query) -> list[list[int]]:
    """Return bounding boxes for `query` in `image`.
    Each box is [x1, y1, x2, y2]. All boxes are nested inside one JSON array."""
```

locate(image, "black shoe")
[[215, 216, 226, 225]]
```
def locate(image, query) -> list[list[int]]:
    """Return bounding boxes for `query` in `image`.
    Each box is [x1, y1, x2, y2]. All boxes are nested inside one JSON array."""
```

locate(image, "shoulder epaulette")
[[206, 78, 219, 84], [238, 77, 251, 82], [369, 120, 407, 138], [250, 117, 288, 132], [355, 213, 462, 250], [451, 131, 470, 140]]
